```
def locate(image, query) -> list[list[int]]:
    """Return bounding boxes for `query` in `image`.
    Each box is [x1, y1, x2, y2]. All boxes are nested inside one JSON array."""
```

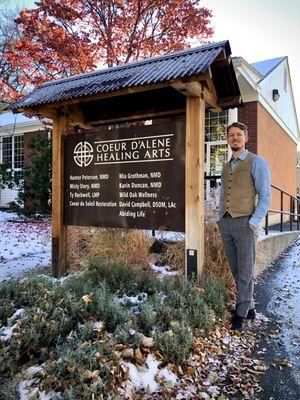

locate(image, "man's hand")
[[249, 223, 255, 231]]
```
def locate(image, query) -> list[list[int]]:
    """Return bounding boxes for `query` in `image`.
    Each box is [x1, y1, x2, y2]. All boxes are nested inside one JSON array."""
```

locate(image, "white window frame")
[[0, 134, 24, 177]]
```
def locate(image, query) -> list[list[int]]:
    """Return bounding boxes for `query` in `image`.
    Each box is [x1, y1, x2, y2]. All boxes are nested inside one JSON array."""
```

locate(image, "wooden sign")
[[64, 121, 185, 231]]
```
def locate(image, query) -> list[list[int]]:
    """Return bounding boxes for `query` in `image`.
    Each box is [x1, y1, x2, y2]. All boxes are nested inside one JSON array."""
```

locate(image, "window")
[[0, 135, 24, 174], [14, 135, 24, 169], [2, 137, 12, 164], [205, 110, 228, 142]]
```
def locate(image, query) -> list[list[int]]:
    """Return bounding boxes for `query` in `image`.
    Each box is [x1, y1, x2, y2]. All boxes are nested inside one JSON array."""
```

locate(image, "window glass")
[[14, 135, 24, 169], [1, 135, 24, 170], [2, 136, 12, 164], [205, 110, 228, 141]]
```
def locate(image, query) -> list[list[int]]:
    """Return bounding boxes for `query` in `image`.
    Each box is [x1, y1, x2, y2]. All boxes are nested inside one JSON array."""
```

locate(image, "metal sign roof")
[[11, 40, 239, 111]]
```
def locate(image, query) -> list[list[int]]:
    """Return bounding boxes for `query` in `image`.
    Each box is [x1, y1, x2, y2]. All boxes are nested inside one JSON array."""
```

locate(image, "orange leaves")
[[1, 0, 213, 101]]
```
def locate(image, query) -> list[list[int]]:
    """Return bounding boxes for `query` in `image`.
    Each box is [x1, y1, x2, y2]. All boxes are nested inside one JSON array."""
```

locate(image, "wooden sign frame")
[[12, 49, 240, 278]]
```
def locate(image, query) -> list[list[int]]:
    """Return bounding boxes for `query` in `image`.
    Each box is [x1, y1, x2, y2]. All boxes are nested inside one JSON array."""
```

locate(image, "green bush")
[[201, 274, 229, 316], [136, 303, 156, 336], [40, 340, 117, 398], [86, 258, 160, 295], [0, 262, 229, 398], [154, 321, 194, 364]]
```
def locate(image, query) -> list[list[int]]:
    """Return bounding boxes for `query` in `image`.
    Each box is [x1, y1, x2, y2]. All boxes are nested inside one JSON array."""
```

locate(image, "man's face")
[[227, 127, 248, 152]]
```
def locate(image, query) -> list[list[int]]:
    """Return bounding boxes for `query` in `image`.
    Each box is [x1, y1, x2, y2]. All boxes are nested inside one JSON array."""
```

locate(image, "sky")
[[201, 0, 300, 135], [2, 0, 300, 137]]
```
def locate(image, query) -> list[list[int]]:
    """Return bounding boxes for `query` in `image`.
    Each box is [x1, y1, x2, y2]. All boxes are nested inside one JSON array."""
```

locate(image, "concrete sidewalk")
[[253, 236, 300, 399]]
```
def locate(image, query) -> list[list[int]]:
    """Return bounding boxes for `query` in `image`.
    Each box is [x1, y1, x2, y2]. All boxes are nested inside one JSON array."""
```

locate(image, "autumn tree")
[[4, 0, 213, 100], [0, 4, 27, 106]]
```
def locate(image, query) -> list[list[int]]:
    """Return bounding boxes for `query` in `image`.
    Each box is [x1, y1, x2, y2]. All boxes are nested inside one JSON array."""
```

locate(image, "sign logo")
[[73, 141, 93, 167]]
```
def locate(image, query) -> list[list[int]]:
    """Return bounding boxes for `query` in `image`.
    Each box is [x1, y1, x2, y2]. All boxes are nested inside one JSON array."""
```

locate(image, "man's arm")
[[249, 156, 271, 229], [217, 170, 224, 221]]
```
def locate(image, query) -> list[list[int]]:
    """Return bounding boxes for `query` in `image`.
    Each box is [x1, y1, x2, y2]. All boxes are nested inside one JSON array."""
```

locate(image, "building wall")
[[0, 187, 18, 208], [258, 58, 299, 143], [238, 101, 297, 225], [23, 130, 45, 164], [237, 101, 258, 154], [297, 166, 300, 198], [257, 102, 297, 223]]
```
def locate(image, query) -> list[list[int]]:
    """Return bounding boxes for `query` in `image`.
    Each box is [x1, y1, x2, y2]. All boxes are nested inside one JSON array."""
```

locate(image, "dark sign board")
[[64, 121, 185, 231]]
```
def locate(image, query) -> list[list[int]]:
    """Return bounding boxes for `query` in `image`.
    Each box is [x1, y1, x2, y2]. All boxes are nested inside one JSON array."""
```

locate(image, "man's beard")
[[230, 144, 242, 151]]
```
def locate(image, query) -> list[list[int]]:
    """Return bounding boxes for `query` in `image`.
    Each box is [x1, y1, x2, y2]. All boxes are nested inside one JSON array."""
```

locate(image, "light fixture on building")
[[272, 89, 280, 102]]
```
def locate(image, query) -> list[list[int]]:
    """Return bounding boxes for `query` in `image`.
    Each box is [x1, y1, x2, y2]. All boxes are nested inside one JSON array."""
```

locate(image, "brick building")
[[205, 56, 299, 224], [297, 151, 300, 199]]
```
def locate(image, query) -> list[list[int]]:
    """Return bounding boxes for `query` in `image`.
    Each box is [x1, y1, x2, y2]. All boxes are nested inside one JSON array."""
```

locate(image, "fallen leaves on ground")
[[116, 319, 269, 399]]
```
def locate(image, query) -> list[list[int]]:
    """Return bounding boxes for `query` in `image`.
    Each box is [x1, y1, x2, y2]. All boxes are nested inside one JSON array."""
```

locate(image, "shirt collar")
[[231, 149, 248, 162]]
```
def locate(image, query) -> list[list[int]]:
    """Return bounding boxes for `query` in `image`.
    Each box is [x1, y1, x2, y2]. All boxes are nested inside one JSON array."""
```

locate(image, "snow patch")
[[116, 293, 148, 305], [18, 379, 57, 400], [7, 308, 25, 323], [147, 230, 184, 242], [124, 354, 177, 393], [0, 307, 25, 342], [0, 323, 19, 342], [149, 262, 178, 277], [0, 211, 51, 281], [37, 271, 84, 284]]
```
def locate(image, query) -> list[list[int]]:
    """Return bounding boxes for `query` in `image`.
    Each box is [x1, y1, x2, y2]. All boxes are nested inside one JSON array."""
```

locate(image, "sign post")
[[52, 109, 68, 277], [185, 97, 205, 279]]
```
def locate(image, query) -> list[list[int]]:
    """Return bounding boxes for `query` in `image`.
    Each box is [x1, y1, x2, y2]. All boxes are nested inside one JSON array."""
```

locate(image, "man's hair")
[[227, 122, 248, 136]]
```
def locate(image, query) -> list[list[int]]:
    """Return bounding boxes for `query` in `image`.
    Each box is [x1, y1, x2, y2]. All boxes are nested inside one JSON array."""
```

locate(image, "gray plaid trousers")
[[218, 215, 256, 318]]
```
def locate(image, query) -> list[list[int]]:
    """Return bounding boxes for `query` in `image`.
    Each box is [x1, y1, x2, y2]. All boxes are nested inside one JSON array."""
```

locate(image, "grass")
[[67, 227, 152, 271], [163, 193, 235, 290], [0, 260, 229, 399]]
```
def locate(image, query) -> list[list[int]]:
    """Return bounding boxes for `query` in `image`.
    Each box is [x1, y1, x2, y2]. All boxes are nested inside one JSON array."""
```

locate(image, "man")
[[217, 122, 271, 332]]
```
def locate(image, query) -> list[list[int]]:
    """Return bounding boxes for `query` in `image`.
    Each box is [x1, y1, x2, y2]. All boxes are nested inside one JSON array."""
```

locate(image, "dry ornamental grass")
[[67, 189, 234, 290], [68, 226, 153, 272]]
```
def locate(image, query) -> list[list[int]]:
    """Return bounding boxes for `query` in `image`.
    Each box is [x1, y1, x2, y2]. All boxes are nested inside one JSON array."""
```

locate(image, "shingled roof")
[[11, 40, 240, 111]]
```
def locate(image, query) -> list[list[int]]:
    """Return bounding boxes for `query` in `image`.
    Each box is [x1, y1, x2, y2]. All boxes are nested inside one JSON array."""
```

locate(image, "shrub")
[[0, 276, 54, 322], [136, 303, 156, 336], [154, 321, 194, 364], [0, 260, 229, 397], [201, 274, 229, 316], [40, 340, 119, 399]]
